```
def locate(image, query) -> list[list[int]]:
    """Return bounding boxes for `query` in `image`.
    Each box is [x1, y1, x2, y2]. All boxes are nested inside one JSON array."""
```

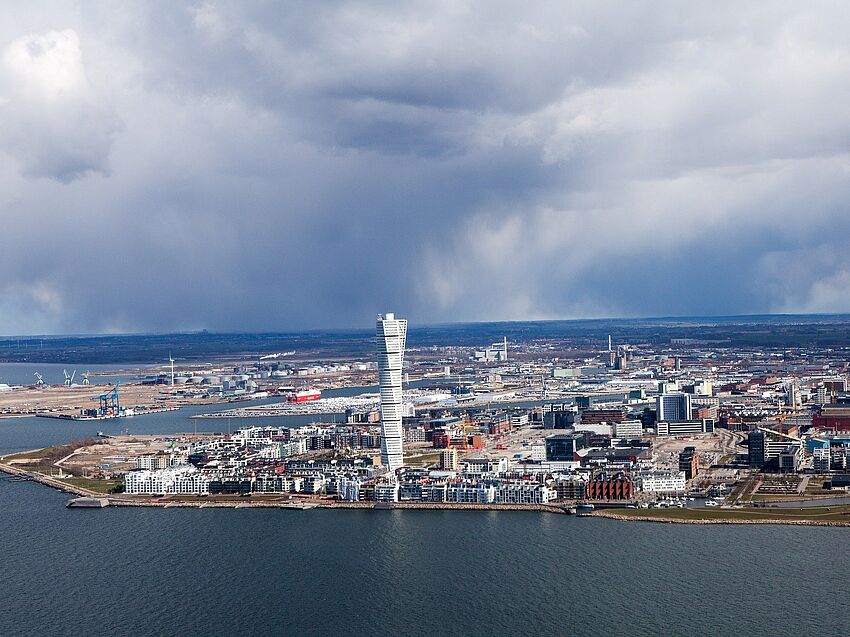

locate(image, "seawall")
[[594, 510, 850, 527]]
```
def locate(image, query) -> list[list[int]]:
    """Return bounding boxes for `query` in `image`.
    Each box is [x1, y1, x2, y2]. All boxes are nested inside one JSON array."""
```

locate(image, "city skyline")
[[2, 3, 850, 335], [5, 3, 850, 636]]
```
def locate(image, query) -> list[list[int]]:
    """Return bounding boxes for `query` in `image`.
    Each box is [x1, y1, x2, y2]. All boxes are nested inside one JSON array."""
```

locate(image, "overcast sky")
[[1, 2, 850, 335]]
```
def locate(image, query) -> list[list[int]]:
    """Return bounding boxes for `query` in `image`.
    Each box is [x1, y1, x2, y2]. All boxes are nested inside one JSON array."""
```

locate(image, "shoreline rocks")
[[593, 510, 850, 527]]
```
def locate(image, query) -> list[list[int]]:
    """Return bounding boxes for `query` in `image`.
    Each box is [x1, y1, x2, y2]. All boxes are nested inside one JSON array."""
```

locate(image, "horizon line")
[[2, 310, 850, 341]]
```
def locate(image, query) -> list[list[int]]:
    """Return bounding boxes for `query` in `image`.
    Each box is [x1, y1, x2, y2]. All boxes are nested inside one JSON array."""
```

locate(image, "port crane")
[[63, 369, 76, 387], [82, 371, 90, 385], [33, 372, 44, 387], [91, 383, 121, 417]]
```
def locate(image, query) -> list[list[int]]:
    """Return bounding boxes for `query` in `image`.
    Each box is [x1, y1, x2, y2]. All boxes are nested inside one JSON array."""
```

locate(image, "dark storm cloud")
[[1, 1, 850, 334]]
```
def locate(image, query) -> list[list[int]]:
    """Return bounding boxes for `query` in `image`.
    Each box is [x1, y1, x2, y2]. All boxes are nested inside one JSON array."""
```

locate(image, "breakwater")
[[594, 510, 850, 527]]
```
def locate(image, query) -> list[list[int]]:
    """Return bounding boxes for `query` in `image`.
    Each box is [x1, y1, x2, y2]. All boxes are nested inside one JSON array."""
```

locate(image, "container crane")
[[91, 383, 121, 417]]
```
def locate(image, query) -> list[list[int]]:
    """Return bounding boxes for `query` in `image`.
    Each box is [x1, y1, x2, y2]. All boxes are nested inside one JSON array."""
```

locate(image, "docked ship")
[[286, 389, 322, 403]]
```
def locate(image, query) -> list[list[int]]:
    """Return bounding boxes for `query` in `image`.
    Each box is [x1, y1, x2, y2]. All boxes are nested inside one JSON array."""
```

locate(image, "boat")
[[286, 389, 322, 403]]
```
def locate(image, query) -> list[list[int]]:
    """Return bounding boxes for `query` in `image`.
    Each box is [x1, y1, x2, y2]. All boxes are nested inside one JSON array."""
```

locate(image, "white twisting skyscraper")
[[376, 312, 407, 472]]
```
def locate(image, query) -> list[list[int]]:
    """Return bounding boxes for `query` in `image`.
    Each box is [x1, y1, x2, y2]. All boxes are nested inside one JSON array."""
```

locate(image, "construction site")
[[0, 382, 220, 419]]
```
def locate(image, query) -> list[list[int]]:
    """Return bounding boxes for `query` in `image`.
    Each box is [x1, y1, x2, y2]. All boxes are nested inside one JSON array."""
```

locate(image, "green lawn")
[[750, 493, 807, 501], [728, 477, 755, 501], [607, 505, 850, 523], [64, 477, 123, 494], [2, 446, 64, 461], [17, 462, 60, 474], [405, 452, 441, 467]]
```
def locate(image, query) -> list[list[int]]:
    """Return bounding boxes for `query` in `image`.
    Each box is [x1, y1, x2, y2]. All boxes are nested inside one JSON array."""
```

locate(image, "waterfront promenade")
[[6, 458, 850, 525]]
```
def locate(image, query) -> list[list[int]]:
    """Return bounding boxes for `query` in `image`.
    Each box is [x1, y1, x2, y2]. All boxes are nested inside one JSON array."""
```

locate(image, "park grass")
[[606, 504, 850, 523], [64, 477, 123, 494], [728, 476, 757, 501], [16, 461, 61, 474], [749, 493, 807, 501], [405, 452, 441, 467], [2, 445, 64, 461], [804, 478, 835, 496], [2, 439, 104, 466]]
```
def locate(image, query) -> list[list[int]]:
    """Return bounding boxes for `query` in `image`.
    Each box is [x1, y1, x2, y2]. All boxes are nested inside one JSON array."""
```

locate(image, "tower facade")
[[656, 393, 692, 422], [376, 312, 407, 472]]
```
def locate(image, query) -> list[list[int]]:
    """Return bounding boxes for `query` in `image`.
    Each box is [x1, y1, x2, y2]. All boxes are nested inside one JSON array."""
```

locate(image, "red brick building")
[[580, 409, 627, 424], [587, 475, 634, 500], [813, 406, 850, 431]]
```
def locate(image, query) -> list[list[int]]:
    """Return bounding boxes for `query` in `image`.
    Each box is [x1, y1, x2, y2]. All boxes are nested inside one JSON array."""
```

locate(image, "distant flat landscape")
[[2, 313, 850, 364]]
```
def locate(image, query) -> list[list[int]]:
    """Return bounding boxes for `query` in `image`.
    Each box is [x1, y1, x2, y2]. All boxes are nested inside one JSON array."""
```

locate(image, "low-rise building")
[[446, 482, 495, 503], [587, 473, 634, 500], [553, 475, 587, 500], [656, 419, 715, 436], [439, 448, 459, 471], [678, 446, 699, 480], [374, 482, 400, 502], [813, 447, 832, 472], [280, 438, 308, 457], [125, 466, 210, 495], [635, 470, 687, 494], [461, 457, 509, 477], [613, 420, 643, 439], [545, 434, 583, 461], [494, 482, 557, 504], [422, 483, 447, 502]]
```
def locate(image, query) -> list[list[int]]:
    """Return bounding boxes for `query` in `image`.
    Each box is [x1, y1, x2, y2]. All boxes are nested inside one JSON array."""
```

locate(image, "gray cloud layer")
[[1, 1, 850, 334]]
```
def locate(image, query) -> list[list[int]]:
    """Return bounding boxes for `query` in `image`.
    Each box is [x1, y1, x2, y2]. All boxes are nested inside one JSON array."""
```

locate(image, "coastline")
[[6, 461, 850, 524], [592, 509, 850, 527], [0, 461, 568, 513]]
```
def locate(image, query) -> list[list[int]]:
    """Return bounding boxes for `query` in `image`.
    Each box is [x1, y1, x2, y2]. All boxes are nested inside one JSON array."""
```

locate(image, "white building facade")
[[635, 470, 687, 493], [125, 466, 210, 495], [613, 420, 643, 439], [377, 312, 407, 472]]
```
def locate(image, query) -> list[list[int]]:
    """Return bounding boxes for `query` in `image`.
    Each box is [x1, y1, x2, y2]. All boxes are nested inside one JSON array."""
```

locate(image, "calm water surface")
[[1, 479, 849, 637], [0, 385, 374, 455], [0, 362, 156, 387]]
